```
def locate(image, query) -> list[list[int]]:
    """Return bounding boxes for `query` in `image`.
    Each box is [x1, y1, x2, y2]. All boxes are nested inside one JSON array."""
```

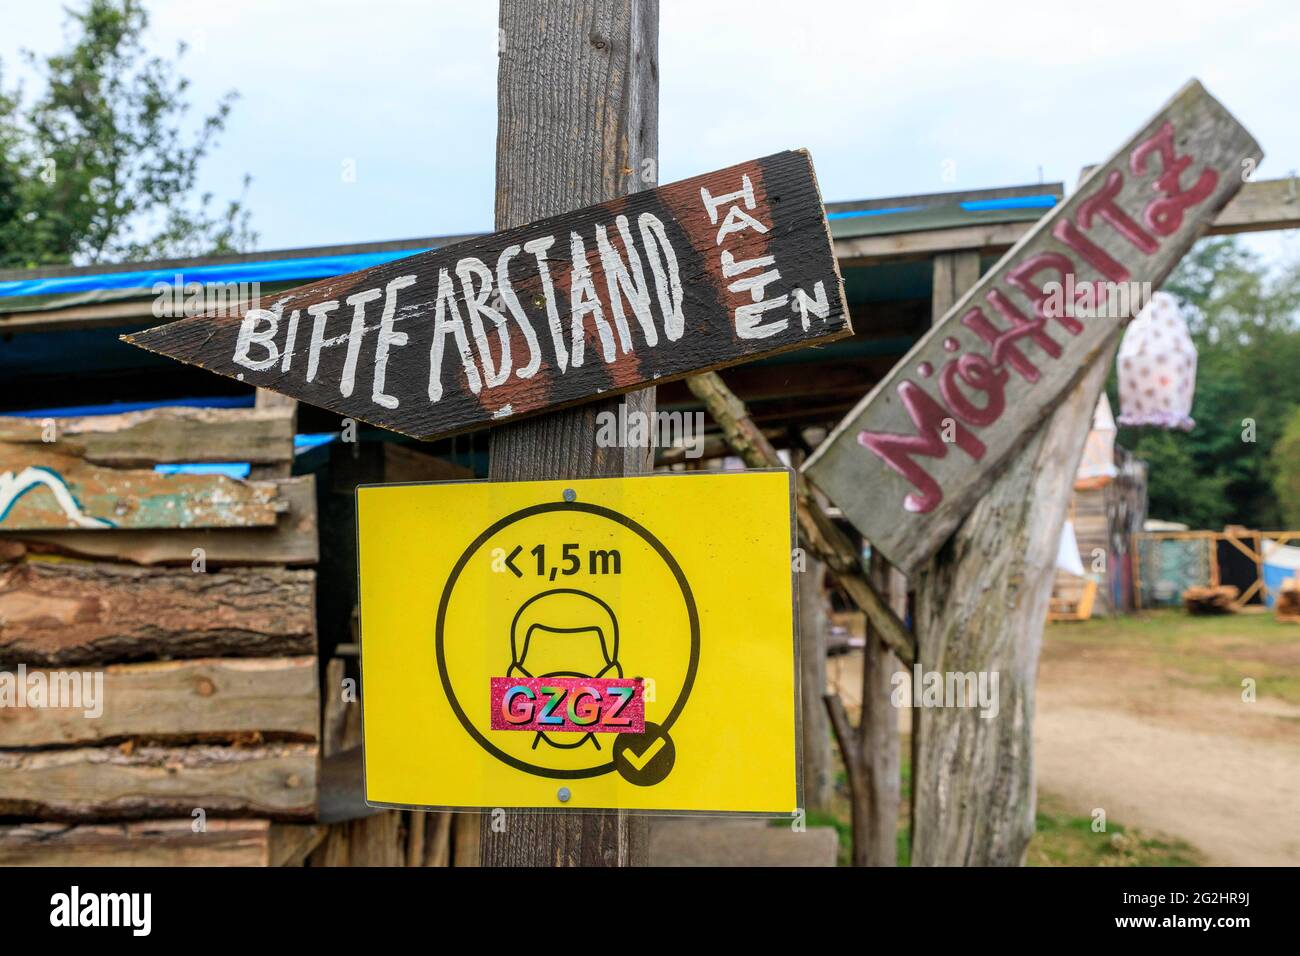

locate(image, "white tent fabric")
[[1076, 393, 1119, 484], [1056, 519, 1087, 577]]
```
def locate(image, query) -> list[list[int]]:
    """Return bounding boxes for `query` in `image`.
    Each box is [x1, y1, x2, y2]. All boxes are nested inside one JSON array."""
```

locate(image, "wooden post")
[[852, 246, 972, 866], [249, 389, 296, 479], [478, 0, 658, 868], [797, 553, 832, 815], [860, 551, 904, 865], [929, 252, 979, 326], [910, 347, 1115, 865]]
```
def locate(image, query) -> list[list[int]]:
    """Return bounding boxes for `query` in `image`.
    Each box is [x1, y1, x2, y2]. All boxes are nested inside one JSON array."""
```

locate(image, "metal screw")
[[557, 787, 571, 803], [563, 488, 577, 502]]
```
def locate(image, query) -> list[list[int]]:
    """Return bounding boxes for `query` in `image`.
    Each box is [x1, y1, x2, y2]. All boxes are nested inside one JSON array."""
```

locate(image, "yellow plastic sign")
[[357, 470, 799, 814]]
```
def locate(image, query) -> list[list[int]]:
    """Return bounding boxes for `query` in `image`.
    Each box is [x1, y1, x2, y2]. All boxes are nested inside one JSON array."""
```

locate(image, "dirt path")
[[1035, 637, 1300, 866]]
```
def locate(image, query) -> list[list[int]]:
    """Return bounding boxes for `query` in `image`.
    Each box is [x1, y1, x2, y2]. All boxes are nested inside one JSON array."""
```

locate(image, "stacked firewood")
[[0, 404, 322, 865], [1181, 584, 1240, 615]]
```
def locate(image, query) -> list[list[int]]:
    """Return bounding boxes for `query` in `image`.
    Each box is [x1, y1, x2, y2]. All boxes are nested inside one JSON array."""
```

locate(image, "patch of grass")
[[816, 739, 1199, 866], [1046, 609, 1300, 705], [1027, 794, 1202, 867], [896, 821, 911, 867]]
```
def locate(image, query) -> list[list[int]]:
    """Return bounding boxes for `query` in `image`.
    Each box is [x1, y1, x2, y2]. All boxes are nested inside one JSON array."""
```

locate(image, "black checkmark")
[[612, 721, 675, 786]]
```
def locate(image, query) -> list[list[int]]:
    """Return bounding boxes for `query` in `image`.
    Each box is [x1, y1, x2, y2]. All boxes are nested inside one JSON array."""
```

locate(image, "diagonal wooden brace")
[[686, 371, 916, 665]]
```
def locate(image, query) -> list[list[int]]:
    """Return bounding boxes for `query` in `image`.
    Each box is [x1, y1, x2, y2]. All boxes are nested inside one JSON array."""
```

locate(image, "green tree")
[[0, 0, 254, 268], [1112, 238, 1300, 530], [1273, 406, 1300, 529]]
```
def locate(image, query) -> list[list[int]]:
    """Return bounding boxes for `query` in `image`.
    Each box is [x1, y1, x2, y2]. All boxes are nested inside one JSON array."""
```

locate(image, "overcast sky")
[[3, 0, 1298, 263]]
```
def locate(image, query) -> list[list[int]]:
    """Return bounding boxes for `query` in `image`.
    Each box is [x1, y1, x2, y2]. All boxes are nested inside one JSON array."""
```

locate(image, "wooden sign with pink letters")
[[805, 80, 1262, 573]]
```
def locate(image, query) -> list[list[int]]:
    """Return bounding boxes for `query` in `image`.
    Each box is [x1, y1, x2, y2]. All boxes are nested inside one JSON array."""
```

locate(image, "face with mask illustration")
[[507, 589, 621, 750]]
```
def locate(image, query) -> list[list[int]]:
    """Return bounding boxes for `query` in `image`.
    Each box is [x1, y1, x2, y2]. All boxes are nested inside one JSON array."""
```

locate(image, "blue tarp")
[[0, 248, 433, 299]]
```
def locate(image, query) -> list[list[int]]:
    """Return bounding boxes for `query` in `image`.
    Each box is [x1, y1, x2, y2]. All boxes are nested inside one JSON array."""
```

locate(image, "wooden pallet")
[[1048, 573, 1098, 622]]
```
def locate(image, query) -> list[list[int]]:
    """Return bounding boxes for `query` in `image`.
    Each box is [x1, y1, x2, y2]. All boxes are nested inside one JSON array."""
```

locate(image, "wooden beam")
[[797, 549, 833, 814], [1203, 175, 1300, 234], [930, 251, 981, 325], [835, 222, 1025, 265], [320, 657, 350, 759], [0, 560, 316, 666], [835, 175, 1300, 269], [477, 0, 658, 869], [827, 182, 1063, 217], [0, 656, 318, 748], [0, 445, 285, 530], [381, 443, 474, 483], [911, 349, 1115, 864], [905, 162, 1118, 863], [251, 391, 298, 479], [686, 371, 915, 664], [0, 405, 293, 468], [0, 819, 326, 866], [0, 299, 167, 334], [3, 474, 319, 567], [655, 427, 784, 466], [0, 742, 318, 820], [425, 812, 453, 866]]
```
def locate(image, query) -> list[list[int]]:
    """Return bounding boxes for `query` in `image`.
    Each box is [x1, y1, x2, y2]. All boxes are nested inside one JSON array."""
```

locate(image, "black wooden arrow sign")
[[803, 80, 1261, 574], [124, 150, 849, 440]]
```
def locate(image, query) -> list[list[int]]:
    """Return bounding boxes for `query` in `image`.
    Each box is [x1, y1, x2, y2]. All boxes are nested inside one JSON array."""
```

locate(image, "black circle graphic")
[[435, 500, 699, 779], [612, 721, 676, 786]]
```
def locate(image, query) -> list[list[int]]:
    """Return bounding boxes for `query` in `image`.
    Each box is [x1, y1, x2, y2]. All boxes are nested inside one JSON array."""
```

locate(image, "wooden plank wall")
[[305, 444, 477, 867], [0, 404, 323, 865]]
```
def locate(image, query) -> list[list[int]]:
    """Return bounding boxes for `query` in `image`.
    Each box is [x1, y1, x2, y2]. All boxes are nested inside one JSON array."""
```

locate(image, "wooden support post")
[[690, 368, 916, 864], [930, 251, 980, 325], [798, 553, 832, 815], [250, 389, 297, 479], [910, 342, 1119, 865], [478, 0, 658, 868], [860, 552, 904, 865]]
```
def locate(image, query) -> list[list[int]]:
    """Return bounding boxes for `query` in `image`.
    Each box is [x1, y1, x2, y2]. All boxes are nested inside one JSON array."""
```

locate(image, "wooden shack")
[[1, 171, 1292, 863]]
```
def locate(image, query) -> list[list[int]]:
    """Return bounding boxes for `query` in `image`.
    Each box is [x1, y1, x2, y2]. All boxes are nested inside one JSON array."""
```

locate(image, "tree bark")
[[479, 0, 658, 867], [909, 346, 1116, 865], [0, 404, 295, 468], [0, 656, 318, 748], [0, 819, 324, 867], [0, 743, 318, 821], [0, 561, 316, 665]]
